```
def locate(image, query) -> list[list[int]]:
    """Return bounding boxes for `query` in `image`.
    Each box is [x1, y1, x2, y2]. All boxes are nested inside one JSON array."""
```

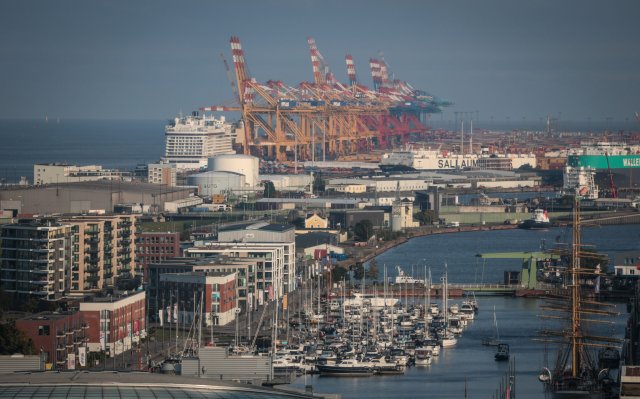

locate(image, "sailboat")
[[440, 265, 457, 348], [482, 306, 501, 347], [538, 196, 621, 398]]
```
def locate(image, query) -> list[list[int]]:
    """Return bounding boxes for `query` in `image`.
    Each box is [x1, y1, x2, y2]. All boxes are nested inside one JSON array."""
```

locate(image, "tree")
[[354, 220, 374, 241], [366, 258, 379, 280], [332, 266, 348, 283], [352, 263, 365, 280], [263, 181, 278, 198], [312, 173, 325, 193]]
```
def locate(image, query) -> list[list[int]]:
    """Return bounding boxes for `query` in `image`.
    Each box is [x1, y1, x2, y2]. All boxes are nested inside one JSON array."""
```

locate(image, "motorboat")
[[494, 343, 510, 361], [316, 358, 374, 376]]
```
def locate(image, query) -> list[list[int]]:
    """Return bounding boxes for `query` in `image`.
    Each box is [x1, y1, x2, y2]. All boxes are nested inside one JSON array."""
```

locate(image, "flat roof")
[[0, 371, 315, 398], [218, 222, 293, 233], [18, 311, 77, 321]]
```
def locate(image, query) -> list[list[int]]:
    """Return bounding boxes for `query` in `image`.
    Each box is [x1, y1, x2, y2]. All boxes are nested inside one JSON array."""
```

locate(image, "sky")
[[1, 0, 639, 122]]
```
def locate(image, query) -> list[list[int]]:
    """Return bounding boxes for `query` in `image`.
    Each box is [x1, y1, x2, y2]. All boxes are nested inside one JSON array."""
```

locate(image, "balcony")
[[86, 266, 100, 274], [84, 256, 100, 264], [56, 345, 65, 352], [86, 275, 100, 283], [119, 238, 131, 246], [56, 330, 65, 337], [86, 230, 100, 236], [84, 237, 99, 245]]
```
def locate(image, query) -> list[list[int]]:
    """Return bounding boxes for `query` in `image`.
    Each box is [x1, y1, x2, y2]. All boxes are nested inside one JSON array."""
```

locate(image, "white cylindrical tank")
[[187, 171, 246, 196], [208, 155, 259, 188]]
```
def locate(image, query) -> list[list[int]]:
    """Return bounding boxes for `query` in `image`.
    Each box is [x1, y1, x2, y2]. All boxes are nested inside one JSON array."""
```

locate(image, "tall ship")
[[161, 111, 235, 171], [538, 197, 621, 398], [379, 145, 536, 172]]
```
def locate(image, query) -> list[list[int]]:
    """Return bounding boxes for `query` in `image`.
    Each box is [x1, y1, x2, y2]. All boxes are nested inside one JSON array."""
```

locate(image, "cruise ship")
[[379, 146, 536, 172], [161, 112, 235, 171]]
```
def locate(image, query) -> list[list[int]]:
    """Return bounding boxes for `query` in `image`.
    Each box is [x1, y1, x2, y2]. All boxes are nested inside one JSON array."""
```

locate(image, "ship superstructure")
[[162, 112, 235, 170], [379, 145, 536, 172]]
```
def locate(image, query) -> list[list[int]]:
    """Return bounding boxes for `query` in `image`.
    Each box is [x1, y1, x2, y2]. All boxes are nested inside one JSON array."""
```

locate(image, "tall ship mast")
[[538, 197, 621, 398]]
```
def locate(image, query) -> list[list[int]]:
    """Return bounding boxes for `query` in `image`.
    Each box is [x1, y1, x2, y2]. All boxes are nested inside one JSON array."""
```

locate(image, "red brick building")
[[136, 232, 181, 282], [158, 272, 236, 326], [79, 291, 146, 356], [16, 311, 86, 370]]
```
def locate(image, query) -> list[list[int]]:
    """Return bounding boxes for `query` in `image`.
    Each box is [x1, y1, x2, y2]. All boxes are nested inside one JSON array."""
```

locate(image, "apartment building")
[[147, 162, 177, 186], [0, 218, 72, 301], [136, 232, 181, 283], [60, 214, 139, 293]]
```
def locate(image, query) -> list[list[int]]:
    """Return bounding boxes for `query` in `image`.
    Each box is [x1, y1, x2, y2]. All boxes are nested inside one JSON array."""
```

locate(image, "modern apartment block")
[[136, 231, 181, 283], [60, 214, 139, 293], [185, 241, 295, 305], [147, 162, 177, 186], [158, 271, 237, 326], [0, 218, 73, 301], [214, 222, 296, 294], [148, 257, 258, 316]]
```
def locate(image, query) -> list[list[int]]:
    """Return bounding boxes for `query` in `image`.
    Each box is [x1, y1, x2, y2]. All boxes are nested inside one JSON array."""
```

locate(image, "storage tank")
[[208, 155, 259, 188], [187, 171, 245, 196]]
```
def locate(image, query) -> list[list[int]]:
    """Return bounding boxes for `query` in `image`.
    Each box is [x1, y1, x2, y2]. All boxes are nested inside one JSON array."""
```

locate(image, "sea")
[[0, 119, 165, 184], [0, 118, 632, 184], [289, 225, 640, 398]]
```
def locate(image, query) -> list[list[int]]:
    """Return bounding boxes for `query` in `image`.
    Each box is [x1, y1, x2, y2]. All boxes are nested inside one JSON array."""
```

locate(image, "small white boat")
[[415, 348, 432, 366]]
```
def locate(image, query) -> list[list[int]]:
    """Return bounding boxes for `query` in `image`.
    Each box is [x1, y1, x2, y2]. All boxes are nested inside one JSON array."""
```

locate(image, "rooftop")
[[0, 371, 318, 399], [218, 222, 294, 233]]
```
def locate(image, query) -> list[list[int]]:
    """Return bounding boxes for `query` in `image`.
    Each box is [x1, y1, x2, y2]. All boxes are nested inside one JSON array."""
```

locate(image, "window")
[[38, 325, 50, 336]]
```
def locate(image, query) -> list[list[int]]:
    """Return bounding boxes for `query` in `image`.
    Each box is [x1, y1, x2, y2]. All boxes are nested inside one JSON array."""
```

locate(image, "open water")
[[0, 119, 164, 183], [290, 225, 639, 398]]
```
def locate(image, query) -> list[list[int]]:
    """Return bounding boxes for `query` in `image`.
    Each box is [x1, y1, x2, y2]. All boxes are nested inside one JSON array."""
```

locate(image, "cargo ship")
[[379, 145, 536, 172]]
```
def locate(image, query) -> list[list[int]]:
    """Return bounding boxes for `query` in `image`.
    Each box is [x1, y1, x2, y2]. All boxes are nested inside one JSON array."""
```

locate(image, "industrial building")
[[0, 181, 196, 214], [33, 163, 128, 185]]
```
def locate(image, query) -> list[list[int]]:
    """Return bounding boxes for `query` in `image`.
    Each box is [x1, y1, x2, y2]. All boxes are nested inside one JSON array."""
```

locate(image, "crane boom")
[[605, 152, 617, 198]]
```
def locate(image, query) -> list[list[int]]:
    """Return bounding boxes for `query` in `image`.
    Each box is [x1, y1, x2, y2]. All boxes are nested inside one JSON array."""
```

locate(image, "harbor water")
[[289, 225, 638, 398]]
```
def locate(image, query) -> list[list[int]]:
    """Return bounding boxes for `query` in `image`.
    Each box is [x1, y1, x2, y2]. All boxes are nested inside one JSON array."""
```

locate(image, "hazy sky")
[[1, 0, 639, 122]]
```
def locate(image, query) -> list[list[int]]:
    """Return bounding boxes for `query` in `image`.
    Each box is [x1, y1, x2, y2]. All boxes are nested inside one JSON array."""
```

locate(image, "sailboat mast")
[[571, 196, 581, 378]]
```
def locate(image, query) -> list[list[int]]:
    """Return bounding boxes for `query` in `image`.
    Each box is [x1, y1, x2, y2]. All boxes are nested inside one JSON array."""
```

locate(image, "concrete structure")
[[208, 154, 259, 188], [187, 171, 246, 196], [148, 257, 260, 315], [0, 181, 196, 214], [163, 196, 204, 213], [259, 174, 313, 192], [255, 197, 371, 211], [159, 271, 237, 326], [79, 291, 146, 356], [60, 214, 139, 292], [136, 231, 181, 282], [15, 311, 86, 370], [327, 176, 431, 193], [147, 162, 176, 186], [34, 163, 127, 185], [304, 213, 329, 229], [391, 198, 419, 231], [329, 183, 367, 193], [0, 368, 318, 398], [303, 243, 345, 260], [182, 346, 273, 384], [0, 218, 72, 301]]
